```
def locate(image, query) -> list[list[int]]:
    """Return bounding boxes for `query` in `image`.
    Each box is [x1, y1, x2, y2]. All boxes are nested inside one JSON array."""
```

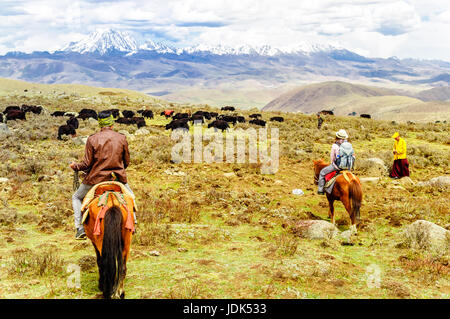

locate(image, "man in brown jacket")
[[70, 110, 134, 240]]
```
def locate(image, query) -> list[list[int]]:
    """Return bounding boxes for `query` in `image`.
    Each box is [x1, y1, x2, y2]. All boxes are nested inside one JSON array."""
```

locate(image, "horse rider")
[[69, 110, 136, 240], [317, 129, 354, 195]]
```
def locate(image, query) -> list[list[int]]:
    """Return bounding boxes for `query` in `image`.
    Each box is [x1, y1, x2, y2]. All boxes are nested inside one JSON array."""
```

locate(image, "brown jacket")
[[73, 127, 130, 185]]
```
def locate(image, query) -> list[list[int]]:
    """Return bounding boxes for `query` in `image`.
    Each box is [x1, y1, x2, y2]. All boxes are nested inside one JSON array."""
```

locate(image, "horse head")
[[313, 159, 327, 185]]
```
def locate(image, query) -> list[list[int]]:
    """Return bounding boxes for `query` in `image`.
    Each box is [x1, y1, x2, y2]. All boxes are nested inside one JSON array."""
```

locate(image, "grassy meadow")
[[0, 87, 448, 299]]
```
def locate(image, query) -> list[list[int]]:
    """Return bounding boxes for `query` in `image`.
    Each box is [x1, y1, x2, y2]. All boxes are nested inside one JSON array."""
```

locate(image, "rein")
[[73, 170, 80, 191]]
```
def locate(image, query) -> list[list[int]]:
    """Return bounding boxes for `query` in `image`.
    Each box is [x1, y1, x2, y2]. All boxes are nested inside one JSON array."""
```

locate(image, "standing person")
[[390, 132, 409, 179], [70, 110, 135, 240], [317, 129, 354, 195], [317, 113, 324, 129]]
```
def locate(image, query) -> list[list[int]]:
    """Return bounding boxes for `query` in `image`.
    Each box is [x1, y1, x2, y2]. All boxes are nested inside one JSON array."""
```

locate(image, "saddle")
[[324, 170, 357, 189], [81, 181, 136, 235]]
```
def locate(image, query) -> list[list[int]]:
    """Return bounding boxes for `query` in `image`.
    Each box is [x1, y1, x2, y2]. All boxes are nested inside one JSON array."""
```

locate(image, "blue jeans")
[[72, 183, 135, 230]]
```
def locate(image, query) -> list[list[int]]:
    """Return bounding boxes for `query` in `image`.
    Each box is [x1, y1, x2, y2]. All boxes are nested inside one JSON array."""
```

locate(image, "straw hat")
[[336, 129, 348, 139]]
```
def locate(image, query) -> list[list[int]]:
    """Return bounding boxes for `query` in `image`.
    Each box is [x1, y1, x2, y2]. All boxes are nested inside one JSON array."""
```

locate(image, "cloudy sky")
[[0, 0, 449, 60]]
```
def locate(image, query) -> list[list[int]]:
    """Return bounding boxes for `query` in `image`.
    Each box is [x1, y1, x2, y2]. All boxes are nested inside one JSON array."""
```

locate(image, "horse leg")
[[327, 195, 335, 225], [341, 197, 357, 234], [94, 245, 104, 292]]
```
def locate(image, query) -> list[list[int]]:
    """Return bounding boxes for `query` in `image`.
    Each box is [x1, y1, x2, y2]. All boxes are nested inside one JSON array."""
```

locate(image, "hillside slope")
[[262, 81, 450, 122]]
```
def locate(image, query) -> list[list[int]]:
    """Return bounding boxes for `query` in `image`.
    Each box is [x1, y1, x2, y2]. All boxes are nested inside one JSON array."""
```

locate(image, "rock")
[[149, 250, 160, 256], [0, 123, 10, 135], [118, 130, 135, 141], [134, 128, 149, 136], [416, 176, 450, 189], [0, 178, 9, 183], [292, 220, 340, 240], [292, 189, 304, 195], [399, 220, 449, 256], [339, 230, 353, 244], [274, 180, 283, 185]]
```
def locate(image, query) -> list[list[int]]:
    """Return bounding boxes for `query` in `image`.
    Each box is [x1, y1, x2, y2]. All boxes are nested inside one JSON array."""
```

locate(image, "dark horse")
[[82, 183, 134, 298], [313, 159, 363, 233]]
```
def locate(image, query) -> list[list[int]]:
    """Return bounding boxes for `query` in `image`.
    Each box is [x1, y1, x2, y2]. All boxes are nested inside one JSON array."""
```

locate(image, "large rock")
[[365, 157, 388, 176], [417, 176, 450, 189], [400, 220, 449, 256], [291, 220, 340, 240]]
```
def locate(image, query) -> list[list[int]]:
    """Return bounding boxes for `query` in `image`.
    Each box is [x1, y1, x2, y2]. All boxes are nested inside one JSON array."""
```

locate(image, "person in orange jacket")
[[390, 132, 410, 178]]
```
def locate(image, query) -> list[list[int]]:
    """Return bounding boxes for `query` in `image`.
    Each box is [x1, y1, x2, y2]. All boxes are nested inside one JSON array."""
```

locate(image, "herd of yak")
[[0, 104, 286, 140]]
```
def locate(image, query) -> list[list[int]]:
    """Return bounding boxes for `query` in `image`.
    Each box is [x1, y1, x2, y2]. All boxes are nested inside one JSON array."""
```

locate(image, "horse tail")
[[349, 179, 362, 223], [101, 205, 123, 299]]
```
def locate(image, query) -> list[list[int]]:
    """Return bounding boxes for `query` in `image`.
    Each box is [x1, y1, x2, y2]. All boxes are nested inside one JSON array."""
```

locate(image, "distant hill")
[[262, 81, 450, 122], [414, 86, 450, 102]]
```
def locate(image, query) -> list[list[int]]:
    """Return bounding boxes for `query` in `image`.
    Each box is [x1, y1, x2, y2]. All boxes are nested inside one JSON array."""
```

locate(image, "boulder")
[[291, 220, 340, 240], [416, 176, 450, 189], [399, 220, 449, 256]]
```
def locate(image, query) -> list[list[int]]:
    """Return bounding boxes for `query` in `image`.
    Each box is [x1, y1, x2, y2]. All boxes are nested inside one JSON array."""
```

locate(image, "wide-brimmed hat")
[[391, 132, 399, 139], [336, 129, 348, 139]]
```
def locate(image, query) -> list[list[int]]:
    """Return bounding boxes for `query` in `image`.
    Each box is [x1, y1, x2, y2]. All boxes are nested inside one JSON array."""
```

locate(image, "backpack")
[[335, 141, 354, 170]]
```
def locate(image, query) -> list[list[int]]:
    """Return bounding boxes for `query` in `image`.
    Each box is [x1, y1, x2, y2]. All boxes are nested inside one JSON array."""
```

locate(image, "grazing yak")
[[319, 110, 334, 116], [51, 111, 66, 117], [21, 105, 42, 115], [77, 109, 98, 120], [116, 117, 146, 128], [360, 114, 371, 119], [140, 110, 154, 119], [66, 116, 79, 129], [3, 106, 20, 114], [192, 111, 211, 120], [209, 112, 219, 118], [173, 113, 189, 120], [166, 118, 189, 131], [221, 106, 235, 111], [122, 110, 135, 118], [57, 124, 76, 140], [249, 114, 261, 119], [217, 115, 237, 126], [236, 116, 246, 123], [270, 116, 284, 122], [189, 114, 204, 124], [5, 110, 26, 121], [208, 120, 230, 132], [249, 119, 266, 127]]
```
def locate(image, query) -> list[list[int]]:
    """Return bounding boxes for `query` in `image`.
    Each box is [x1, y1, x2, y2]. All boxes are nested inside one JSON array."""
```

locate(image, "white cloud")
[[0, 0, 448, 60]]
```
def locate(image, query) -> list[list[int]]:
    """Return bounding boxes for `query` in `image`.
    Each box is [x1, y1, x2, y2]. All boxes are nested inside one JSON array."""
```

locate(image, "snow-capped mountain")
[[63, 29, 139, 55], [61, 29, 340, 56]]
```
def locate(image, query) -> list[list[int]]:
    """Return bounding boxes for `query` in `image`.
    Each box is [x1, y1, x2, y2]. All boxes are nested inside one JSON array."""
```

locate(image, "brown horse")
[[313, 159, 363, 233], [82, 183, 135, 299]]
